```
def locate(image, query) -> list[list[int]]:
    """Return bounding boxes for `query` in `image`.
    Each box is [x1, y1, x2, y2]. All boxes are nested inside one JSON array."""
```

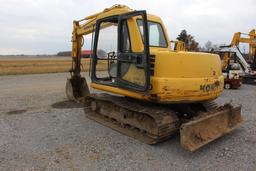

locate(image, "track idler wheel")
[[66, 76, 90, 102]]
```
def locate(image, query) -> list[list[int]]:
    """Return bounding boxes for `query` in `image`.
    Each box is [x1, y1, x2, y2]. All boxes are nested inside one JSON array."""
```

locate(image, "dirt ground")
[[0, 72, 256, 171]]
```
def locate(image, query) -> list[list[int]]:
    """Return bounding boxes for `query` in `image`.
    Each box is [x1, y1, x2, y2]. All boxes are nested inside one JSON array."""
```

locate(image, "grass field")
[[0, 56, 107, 75]]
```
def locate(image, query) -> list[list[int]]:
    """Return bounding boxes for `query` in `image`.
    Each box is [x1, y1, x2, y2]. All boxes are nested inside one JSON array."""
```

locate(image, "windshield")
[[137, 20, 167, 47]]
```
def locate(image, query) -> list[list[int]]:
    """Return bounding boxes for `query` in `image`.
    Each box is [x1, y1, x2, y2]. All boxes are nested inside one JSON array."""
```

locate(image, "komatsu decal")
[[200, 81, 220, 92]]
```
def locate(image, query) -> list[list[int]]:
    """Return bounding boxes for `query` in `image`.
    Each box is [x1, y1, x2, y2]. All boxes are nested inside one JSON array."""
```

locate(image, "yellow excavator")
[[218, 29, 256, 85], [231, 29, 256, 70], [66, 5, 243, 151]]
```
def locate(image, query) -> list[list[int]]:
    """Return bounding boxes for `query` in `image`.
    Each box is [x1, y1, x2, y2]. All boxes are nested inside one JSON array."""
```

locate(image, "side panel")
[[149, 50, 224, 103]]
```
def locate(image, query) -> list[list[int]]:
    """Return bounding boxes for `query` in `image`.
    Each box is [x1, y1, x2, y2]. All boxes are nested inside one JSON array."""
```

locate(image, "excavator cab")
[[91, 11, 150, 92]]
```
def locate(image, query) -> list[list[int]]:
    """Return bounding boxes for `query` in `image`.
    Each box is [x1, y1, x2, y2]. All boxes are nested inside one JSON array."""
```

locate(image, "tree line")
[[176, 29, 222, 52]]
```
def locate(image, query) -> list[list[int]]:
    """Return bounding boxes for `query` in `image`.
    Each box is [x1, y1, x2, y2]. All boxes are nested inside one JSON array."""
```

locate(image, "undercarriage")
[[84, 93, 243, 151]]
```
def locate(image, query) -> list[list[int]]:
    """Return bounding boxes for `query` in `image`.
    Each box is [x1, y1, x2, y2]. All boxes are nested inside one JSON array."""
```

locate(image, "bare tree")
[[204, 41, 213, 51]]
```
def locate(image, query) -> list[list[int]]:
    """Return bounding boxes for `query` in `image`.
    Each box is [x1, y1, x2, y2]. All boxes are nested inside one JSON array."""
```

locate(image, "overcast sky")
[[0, 0, 255, 55]]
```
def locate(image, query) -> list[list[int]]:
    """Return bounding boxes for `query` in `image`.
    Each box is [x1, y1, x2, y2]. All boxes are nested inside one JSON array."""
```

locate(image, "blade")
[[180, 104, 243, 152]]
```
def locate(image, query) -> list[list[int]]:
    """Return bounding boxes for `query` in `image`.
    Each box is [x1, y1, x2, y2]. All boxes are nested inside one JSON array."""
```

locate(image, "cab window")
[[120, 21, 131, 52], [137, 20, 167, 47]]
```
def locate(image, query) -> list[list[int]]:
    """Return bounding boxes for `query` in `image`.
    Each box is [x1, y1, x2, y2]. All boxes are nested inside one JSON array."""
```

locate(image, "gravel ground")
[[0, 73, 256, 171]]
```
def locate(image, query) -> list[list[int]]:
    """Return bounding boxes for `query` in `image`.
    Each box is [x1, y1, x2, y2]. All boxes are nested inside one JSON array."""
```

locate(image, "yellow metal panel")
[[127, 18, 144, 52], [90, 83, 149, 100], [150, 75, 223, 103], [152, 49, 222, 78], [122, 64, 146, 86]]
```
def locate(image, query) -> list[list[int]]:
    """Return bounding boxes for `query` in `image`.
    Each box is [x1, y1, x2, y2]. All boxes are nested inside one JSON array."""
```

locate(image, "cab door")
[[116, 11, 150, 92], [91, 11, 150, 92]]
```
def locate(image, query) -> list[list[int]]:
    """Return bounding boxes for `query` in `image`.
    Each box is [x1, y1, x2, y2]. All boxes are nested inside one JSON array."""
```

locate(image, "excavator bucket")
[[66, 76, 90, 102], [180, 104, 243, 152]]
